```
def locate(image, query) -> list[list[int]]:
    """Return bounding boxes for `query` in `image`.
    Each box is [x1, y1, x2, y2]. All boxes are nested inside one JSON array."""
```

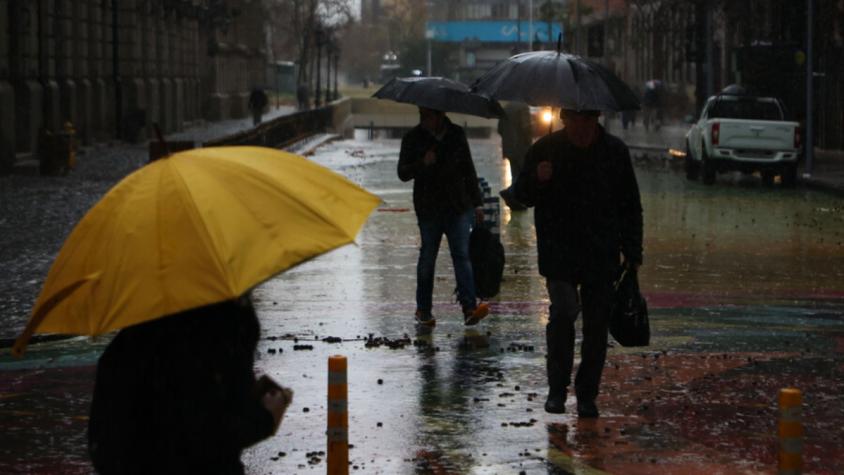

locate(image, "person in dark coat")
[[297, 83, 310, 111], [248, 88, 269, 126], [398, 107, 490, 327], [511, 108, 643, 418], [88, 297, 291, 475], [497, 101, 532, 211]]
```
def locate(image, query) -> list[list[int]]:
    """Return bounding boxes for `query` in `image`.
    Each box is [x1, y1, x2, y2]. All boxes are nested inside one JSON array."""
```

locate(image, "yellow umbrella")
[[12, 146, 381, 356]]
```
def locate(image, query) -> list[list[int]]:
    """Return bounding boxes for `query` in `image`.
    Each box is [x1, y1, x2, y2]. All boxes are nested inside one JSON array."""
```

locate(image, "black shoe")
[[576, 399, 599, 418], [544, 393, 566, 414]]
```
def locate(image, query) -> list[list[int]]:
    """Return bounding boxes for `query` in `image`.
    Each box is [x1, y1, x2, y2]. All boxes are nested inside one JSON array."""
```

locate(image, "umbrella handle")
[[11, 273, 100, 357]]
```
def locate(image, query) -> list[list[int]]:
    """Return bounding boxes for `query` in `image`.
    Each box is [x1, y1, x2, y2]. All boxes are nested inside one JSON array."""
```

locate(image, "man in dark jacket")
[[398, 107, 490, 327], [511, 108, 643, 417], [88, 298, 291, 474], [497, 101, 532, 211]]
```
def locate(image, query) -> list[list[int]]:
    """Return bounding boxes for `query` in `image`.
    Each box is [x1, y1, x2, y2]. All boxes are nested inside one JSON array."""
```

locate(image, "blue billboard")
[[426, 21, 564, 44]]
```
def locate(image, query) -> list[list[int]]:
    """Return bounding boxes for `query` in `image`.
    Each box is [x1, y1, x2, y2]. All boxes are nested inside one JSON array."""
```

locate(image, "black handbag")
[[609, 267, 650, 347], [469, 226, 505, 299]]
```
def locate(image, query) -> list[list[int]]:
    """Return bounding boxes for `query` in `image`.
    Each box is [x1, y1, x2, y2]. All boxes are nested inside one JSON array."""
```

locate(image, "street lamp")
[[333, 43, 341, 100], [325, 34, 333, 105], [314, 26, 325, 107], [425, 28, 435, 76]]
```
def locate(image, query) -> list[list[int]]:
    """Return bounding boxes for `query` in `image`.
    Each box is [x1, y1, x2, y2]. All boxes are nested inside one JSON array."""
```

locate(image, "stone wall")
[[1, 0, 269, 168]]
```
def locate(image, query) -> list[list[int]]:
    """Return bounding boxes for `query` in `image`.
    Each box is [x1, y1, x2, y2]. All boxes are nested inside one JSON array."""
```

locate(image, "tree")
[[265, 0, 353, 91]]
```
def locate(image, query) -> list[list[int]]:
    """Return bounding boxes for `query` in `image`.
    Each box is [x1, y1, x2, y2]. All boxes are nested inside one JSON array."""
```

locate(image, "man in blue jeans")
[[398, 107, 490, 327]]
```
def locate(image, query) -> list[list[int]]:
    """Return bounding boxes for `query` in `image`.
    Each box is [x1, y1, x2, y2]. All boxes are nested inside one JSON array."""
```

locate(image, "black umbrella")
[[472, 41, 639, 112], [373, 77, 504, 118]]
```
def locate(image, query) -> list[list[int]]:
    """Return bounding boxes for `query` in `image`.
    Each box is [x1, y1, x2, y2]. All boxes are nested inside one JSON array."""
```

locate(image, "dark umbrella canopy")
[[472, 51, 640, 112], [373, 77, 504, 118]]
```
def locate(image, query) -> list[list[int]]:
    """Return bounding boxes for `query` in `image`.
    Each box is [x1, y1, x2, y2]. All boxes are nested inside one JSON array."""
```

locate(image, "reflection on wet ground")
[[1, 136, 843, 474]]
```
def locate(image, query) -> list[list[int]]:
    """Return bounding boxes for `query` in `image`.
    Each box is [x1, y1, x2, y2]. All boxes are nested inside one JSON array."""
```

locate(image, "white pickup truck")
[[684, 94, 802, 186]]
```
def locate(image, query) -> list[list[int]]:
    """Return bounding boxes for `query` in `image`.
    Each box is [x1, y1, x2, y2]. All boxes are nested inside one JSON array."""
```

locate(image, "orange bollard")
[[778, 388, 803, 475], [327, 355, 349, 475]]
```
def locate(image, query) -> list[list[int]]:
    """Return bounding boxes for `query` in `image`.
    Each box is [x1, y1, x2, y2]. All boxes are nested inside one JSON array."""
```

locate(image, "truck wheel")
[[684, 143, 699, 180], [761, 171, 775, 186], [782, 163, 798, 187], [702, 156, 716, 185]]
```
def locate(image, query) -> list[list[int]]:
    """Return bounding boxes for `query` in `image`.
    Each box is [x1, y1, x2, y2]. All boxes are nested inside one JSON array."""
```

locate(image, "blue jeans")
[[416, 209, 476, 313]]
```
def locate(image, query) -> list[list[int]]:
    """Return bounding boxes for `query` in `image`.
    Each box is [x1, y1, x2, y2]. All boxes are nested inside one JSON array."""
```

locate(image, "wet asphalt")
[[1, 128, 843, 474]]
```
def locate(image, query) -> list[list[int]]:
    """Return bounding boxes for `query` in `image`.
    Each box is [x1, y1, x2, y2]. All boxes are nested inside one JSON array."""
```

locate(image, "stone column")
[[117, 0, 145, 141], [139, 1, 159, 136], [40, 0, 61, 132], [88, 0, 107, 140], [55, 0, 78, 130], [9, 0, 43, 154], [172, 12, 184, 131], [73, 1, 92, 144], [102, 0, 116, 134], [158, 12, 174, 132], [0, 0, 14, 170]]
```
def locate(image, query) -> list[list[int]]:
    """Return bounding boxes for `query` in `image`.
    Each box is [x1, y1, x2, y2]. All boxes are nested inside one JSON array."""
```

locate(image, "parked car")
[[684, 93, 802, 186]]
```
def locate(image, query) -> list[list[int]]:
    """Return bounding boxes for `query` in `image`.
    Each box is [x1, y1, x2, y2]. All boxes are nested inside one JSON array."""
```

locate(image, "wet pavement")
[[2, 130, 844, 474]]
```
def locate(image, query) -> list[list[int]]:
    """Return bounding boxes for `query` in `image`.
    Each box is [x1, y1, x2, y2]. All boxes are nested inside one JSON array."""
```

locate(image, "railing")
[[204, 99, 351, 148]]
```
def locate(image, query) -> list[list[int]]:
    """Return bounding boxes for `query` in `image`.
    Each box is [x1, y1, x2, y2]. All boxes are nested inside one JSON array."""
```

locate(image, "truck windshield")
[[708, 99, 782, 121]]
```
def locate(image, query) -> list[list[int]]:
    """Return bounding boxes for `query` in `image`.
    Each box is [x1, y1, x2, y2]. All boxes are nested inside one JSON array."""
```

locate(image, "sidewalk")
[[0, 106, 298, 340]]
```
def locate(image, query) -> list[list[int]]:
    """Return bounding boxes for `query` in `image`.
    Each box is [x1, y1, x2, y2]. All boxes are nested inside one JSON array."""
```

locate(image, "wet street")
[[2, 133, 844, 474]]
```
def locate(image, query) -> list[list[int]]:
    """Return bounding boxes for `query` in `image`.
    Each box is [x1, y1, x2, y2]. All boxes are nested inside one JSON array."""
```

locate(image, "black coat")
[[397, 119, 483, 219], [512, 127, 643, 283], [88, 300, 274, 475]]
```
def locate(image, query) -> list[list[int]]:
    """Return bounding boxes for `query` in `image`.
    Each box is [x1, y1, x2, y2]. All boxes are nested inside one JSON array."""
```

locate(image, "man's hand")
[[537, 160, 553, 183], [474, 207, 484, 225], [262, 386, 293, 433], [623, 260, 641, 273], [423, 148, 437, 166]]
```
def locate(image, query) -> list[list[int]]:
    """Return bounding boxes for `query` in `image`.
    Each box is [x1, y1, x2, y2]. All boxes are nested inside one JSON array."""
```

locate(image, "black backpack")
[[469, 226, 505, 299]]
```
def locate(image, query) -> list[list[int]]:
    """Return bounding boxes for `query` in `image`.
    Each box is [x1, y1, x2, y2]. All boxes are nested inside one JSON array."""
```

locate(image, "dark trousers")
[[545, 279, 611, 402]]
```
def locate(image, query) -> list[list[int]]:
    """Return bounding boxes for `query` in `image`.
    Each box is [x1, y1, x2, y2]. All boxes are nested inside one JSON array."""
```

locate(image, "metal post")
[[327, 355, 349, 475], [426, 39, 432, 76], [325, 44, 332, 105], [315, 31, 322, 108], [805, 0, 814, 177], [778, 388, 803, 475], [528, 0, 533, 51], [334, 51, 339, 100], [575, 0, 581, 55], [705, 1, 714, 99]]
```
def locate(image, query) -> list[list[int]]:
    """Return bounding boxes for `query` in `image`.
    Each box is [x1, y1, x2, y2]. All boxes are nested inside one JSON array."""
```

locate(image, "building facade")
[[1, 0, 269, 171], [426, 0, 565, 83]]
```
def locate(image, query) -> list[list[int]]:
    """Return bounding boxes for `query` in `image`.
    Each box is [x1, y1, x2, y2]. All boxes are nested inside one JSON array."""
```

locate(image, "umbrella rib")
[[164, 160, 237, 296]]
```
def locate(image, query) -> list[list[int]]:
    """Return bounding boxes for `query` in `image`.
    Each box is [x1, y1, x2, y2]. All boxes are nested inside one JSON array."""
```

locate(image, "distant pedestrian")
[[88, 297, 292, 475], [497, 101, 532, 211], [297, 83, 310, 111], [248, 88, 269, 126], [510, 108, 643, 418], [398, 107, 491, 327]]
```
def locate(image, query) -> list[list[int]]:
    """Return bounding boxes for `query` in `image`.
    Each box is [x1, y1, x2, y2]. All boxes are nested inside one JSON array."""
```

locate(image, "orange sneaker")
[[463, 302, 490, 326], [415, 309, 436, 327]]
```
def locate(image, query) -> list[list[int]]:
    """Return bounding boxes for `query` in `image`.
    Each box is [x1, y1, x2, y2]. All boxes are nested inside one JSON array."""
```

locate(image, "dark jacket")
[[512, 127, 643, 283], [397, 119, 483, 219], [88, 300, 274, 475]]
